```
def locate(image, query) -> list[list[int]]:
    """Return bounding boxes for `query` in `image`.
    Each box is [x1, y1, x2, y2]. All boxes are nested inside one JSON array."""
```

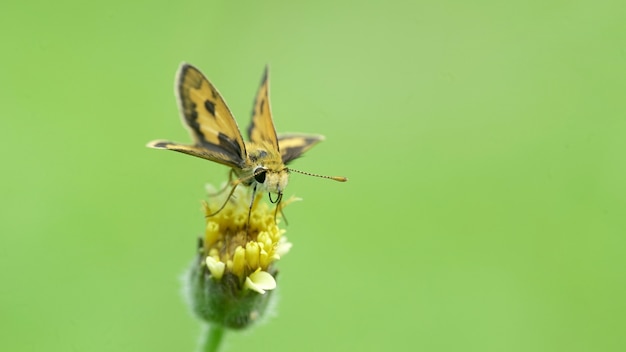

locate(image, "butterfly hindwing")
[[277, 133, 325, 164], [248, 66, 279, 150], [177, 63, 247, 167]]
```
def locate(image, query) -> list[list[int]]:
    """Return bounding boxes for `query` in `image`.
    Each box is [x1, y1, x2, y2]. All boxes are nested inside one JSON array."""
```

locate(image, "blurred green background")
[[1, 0, 625, 351]]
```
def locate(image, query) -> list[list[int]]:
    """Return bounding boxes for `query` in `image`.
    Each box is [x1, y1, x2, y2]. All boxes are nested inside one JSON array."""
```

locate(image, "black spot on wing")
[[248, 105, 258, 142], [185, 102, 202, 137], [248, 98, 266, 142], [189, 103, 198, 122], [204, 99, 216, 116]]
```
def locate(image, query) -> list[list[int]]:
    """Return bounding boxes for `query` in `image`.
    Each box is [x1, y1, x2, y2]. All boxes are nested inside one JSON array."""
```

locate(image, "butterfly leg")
[[205, 182, 240, 218], [272, 193, 286, 225], [246, 184, 259, 233], [207, 169, 236, 197], [276, 201, 288, 226]]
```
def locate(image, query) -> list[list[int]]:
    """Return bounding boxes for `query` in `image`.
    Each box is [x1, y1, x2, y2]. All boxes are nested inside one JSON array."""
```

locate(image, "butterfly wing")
[[148, 63, 247, 169], [146, 140, 243, 168], [277, 133, 325, 164], [247, 66, 279, 151]]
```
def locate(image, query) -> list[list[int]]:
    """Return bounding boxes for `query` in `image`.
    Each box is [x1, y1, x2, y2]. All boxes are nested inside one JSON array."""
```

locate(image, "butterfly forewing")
[[177, 64, 247, 166], [247, 66, 279, 151]]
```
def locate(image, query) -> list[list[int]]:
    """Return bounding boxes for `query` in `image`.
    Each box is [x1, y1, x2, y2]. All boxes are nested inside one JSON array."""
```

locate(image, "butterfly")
[[147, 63, 347, 218]]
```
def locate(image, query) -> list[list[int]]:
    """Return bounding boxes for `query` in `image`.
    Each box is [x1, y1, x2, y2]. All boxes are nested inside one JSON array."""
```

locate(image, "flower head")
[[186, 184, 296, 329]]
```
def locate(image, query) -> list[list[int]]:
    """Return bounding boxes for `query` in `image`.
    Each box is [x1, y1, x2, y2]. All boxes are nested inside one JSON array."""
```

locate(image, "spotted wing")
[[148, 64, 247, 168], [277, 133, 325, 164], [247, 66, 279, 151]]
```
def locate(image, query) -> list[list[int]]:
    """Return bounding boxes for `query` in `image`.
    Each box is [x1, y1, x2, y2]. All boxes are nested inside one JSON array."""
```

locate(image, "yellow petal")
[[205, 256, 225, 280], [257, 231, 270, 247], [232, 246, 246, 277], [244, 270, 277, 294], [205, 221, 220, 247], [259, 249, 270, 269], [245, 242, 260, 269]]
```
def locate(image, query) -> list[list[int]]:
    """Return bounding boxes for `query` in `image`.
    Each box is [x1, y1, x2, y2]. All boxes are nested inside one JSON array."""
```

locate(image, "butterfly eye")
[[254, 168, 267, 183]]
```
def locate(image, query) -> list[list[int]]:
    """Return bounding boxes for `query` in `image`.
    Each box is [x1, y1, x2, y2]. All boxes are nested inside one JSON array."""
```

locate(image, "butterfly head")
[[245, 142, 290, 199], [253, 166, 289, 199]]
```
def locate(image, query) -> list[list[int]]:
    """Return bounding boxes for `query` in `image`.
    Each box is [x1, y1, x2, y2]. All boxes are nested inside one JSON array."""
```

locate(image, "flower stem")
[[200, 324, 225, 352]]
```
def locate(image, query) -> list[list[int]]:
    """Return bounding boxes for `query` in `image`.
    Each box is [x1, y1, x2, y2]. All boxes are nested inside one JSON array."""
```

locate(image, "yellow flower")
[[186, 184, 298, 330], [201, 185, 294, 292]]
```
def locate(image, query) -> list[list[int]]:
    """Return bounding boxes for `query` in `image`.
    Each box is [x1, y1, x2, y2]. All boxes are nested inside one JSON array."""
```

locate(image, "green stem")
[[200, 324, 225, 352]]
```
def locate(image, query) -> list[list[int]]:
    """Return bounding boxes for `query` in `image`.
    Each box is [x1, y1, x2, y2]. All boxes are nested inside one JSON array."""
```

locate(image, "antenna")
[[287, 168, 348, 182]]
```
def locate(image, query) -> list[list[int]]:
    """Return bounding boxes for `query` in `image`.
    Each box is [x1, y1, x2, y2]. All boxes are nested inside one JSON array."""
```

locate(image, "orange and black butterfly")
[[147, 63, 347, 216]]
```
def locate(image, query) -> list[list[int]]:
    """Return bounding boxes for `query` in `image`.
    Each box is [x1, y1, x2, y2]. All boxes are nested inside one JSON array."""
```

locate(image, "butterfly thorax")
[[240, 141, 288, 194]]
